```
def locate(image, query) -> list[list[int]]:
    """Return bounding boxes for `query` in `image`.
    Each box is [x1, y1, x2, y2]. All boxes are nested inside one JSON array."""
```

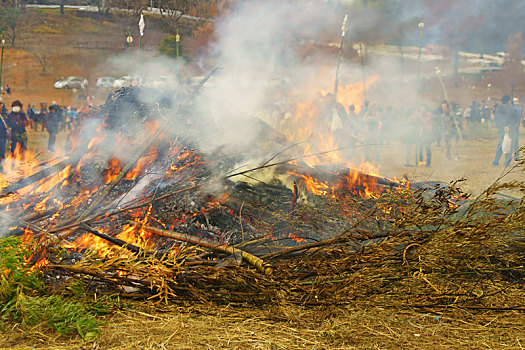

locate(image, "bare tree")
[[157, 0, 196, 33], [0, 7, 21, 47], [33, 51, 51, 75], [115, 0, 148, 15], [97, 0, 114, 15]]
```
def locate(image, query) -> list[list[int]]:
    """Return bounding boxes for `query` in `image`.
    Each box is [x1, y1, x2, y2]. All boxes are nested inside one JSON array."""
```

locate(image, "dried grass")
[[2, 302, 525, 349]]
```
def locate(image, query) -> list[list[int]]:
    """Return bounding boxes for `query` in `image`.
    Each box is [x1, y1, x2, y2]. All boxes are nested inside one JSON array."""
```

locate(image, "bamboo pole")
[[130, 220, 273, 275]]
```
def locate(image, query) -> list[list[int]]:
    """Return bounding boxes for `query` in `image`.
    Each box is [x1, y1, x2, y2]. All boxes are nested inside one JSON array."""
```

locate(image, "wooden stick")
[[79, 223, 143, 255], [79, 223, 172, 261], [129, 220, 273, 275]]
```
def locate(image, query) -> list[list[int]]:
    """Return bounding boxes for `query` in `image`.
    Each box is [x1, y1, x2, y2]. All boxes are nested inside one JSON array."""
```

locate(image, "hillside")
[[1, 8, 186, 107]]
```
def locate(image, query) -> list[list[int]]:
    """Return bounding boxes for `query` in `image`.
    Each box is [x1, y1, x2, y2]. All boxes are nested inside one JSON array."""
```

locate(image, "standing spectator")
[[468, 100, 481, 123], [0, 97, 7, 116], [65, 106, 74, 130], [71, 106, 78, 129], [46, 105, 61, 152], [26, 104, 36, 130], [481, 100, 491, 124], [442, 102, 460, 160], [39, 103, 48, 131], [6, 85, 11, 95], [324, 93, 348, 141], [0, 98, 8, 168], [7, 100, 29, 155], [492, 95, 513, 166]]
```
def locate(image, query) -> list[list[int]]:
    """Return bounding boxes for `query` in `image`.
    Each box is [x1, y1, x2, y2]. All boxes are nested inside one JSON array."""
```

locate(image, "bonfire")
[[1, 67, 524, 345]]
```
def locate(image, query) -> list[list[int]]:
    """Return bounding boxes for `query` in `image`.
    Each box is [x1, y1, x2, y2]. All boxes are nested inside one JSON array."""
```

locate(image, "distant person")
[[481, 100, 491, 124], [65, 106, 74, 130], [46, 105, 61, 152], [492, 95, 513, 166], [26, 104, 36, 130], [70, 106, 78, 129], [7, 100, 29, 155], [324, 93, 347, 137], [0, 98, 8, 167], [0, 97, 7, 116], [39, 104, 48, 131], [6, 85, 11, 95], [441, 102, 459, 160], [469, 100, 481, 123]]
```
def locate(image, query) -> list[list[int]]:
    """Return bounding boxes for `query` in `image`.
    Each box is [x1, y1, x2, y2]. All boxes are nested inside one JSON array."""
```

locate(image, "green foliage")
[[10, 293, 99, 340], [159, 35, 183, 58], [0, 236, 106, 341], [0, 236, 43, 305]]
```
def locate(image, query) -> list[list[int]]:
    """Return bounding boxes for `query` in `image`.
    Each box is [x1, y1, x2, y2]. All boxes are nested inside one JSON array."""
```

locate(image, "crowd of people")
[[0, 96, 90, 166], [0, 90, 523, 174], [274, 93, 524, 168]]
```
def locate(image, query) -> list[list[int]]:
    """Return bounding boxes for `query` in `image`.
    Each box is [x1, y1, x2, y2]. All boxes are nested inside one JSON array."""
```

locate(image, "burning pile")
[[1, 72, 524, 313]]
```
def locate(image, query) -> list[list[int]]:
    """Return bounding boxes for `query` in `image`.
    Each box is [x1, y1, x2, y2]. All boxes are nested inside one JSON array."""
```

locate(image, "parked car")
[[96, 77, 115, 89], [144, 76, 177, 89], [112, 75, 134, 89], [54, 76, 88, 89], [481, 62, 502, 73]]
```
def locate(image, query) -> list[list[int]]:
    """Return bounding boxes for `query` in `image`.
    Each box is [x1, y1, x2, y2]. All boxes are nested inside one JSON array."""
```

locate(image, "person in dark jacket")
[[46, 105, 61, 151], [7, 100, 29, 155], [492, 95, 513, 166], [26, 104, 36, 130], [0, 97, 8, 165], [0, 97, 7, 116]]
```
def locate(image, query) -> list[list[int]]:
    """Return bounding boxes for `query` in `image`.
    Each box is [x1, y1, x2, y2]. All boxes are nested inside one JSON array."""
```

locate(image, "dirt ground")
[[380, 127, 525, 197]]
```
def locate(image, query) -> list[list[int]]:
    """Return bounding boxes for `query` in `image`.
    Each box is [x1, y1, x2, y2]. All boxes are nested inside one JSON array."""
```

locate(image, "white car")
[[144, 76, 177, 89], [96, 77, 115, 89], [54, 76, 88, 89], [112, 76, 134, 89]]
